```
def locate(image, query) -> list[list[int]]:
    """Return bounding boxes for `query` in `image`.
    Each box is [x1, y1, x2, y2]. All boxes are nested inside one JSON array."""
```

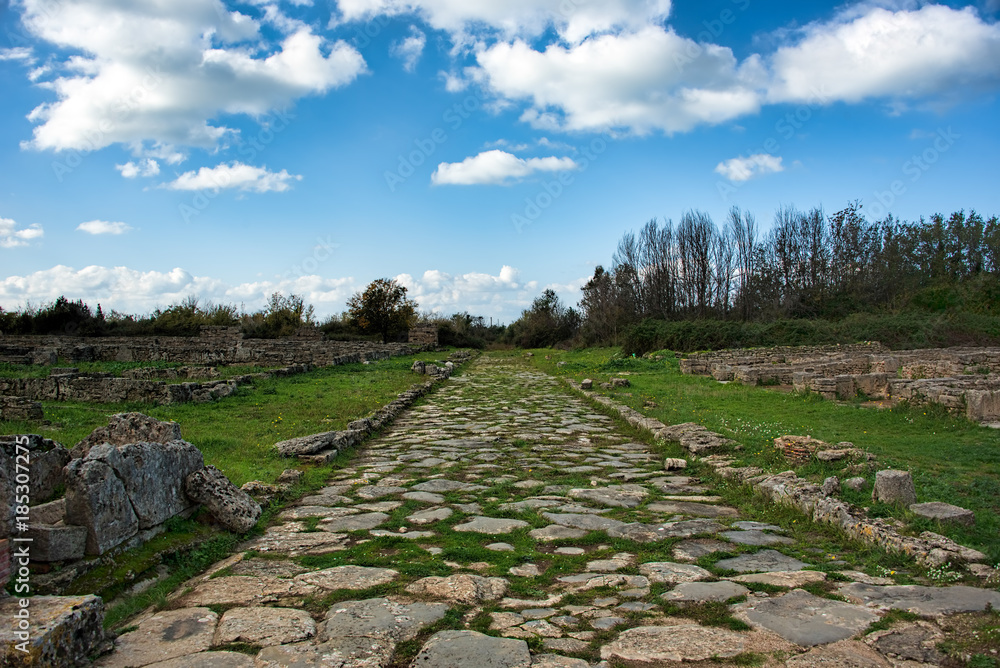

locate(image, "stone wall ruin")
[[680, 344, 1000, 423]]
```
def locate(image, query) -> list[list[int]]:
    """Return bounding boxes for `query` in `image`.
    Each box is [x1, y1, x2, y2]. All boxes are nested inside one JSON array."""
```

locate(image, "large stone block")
[[0, 435, 70, 504], [91, 441, 203, 529], [64, 454, 139, 555], [909, 501, 975, 527], [0, 595, 105, 668], [72, 412, 182, 459], [872, 469, 917, 507], [185, 466, 261, 533], [25, 524, 88, 562]]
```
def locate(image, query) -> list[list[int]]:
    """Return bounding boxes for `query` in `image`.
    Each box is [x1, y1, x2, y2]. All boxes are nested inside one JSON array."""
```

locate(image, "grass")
[[526, 347, 1000, 565], [1, 351, 450, 487]]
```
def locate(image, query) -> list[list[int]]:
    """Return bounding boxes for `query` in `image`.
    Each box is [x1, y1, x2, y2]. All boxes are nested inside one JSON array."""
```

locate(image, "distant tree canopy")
[[505, 289, 580, 348], [347, 278, 418, 343], [579, 204, 1000, 347]]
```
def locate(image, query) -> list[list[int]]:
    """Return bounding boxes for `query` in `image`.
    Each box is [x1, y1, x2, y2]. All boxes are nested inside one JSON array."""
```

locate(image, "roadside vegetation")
[[526, 348, 1000, 564]]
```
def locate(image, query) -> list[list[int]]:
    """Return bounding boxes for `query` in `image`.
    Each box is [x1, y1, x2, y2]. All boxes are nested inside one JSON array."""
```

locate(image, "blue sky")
[[1, 0, 999, 323]]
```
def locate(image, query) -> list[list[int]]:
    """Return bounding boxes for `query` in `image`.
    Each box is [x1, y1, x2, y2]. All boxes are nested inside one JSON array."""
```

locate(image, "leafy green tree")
[[347, 278, 417, 343]]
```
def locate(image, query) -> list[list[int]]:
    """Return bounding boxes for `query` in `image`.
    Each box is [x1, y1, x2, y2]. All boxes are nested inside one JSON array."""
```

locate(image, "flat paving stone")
[[354, 485, 405, 500], [144, 652, 255, 668], [639, 561, 713, 584], [486, 542, 515, 551], [646, 500, 739, 518], [601, 624, 746, 663], [99, 608, 217, 667], [453, 516, 530, 534], [730, 570, 827, 588], [908, 501, 975, 526], [542, 512, 626, 532], [402, 491, 445, 503], [662, 581, 749, 604], [412, 479, 486, 493], [321, 597, 449, 642], [256, 637, 395, 668], [715, 549, 809, 573], [407, 506, 453, 525], [837, 583, 1000, 616], [318, 511, 389, 531], [740, 589, 879, 646], [243, 526, 348, 556], [214, 607, 315, 646], [784, 640, 892, 667], [567, 484, 648, 508], [405, 574, 509, 604], [720, 530, 794, 546], [672, 538, 733, 562], [411, 630, 531, 668], [294, 565, 398, 591], [529, 525, 588, 541]]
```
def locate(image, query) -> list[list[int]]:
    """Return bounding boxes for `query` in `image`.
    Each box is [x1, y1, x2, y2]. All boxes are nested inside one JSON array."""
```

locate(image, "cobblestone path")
[[97, 357, 1000, 667]]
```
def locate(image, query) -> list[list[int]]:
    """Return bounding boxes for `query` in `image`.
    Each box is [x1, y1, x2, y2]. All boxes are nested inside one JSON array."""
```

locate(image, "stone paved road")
[[96, 356, 1000, 667]]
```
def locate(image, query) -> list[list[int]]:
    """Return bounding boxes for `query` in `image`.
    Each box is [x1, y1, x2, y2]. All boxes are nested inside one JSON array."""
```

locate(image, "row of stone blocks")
[[0, 331, 418, 367], [273, 351, 472, 463], [575, 388, 987, 570], [681, 344, 1000, 422]]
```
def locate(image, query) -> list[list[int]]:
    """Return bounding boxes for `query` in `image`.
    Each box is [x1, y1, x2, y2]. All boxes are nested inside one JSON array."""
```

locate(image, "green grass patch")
[[527, 348, 1000, 563], [2, 352, 449, 486]]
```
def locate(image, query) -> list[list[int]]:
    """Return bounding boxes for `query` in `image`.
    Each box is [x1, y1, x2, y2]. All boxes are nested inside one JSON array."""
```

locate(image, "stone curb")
[[274, 350, 478, 462], [563, 379, 985, 571]]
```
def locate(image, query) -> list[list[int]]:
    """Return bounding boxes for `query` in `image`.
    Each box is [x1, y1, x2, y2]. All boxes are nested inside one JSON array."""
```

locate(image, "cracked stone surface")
[[95, 355, 998, 667]]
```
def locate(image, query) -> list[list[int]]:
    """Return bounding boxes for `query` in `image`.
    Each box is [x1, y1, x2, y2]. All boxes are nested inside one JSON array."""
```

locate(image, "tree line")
[[578, 203, 1000, 347]]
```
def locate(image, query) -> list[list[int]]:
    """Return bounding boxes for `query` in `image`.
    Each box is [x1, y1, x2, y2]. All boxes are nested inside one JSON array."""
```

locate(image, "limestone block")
[[0, 595, 104, 668], [25, 524, 87, 562], [872, 469, 917, 506], [64, 454, 139, 555], [185, 466, 261, 533]]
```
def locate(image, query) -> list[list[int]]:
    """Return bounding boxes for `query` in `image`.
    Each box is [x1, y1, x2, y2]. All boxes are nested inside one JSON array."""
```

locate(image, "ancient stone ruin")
[[680, 343, 1000, 423], [0, 414, 259, 568]]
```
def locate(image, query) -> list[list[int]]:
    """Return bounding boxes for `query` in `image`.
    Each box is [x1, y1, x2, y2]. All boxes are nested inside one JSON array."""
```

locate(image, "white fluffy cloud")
[[116, 159, 160, 179], [18, 0, 366, 154], [163, 162, 303, 192], [469, 5, 1000, 136], [714, 153, 784, 182], [391, 27, 427, 72], [395, 265, 539, 316], [0, 264, 557, 321], [769, 5, 1000, 105], [432, 150, 578, 185], [474, 27, 766, 135], [77, 220, 133, 235], [0, 218, 44, 249], [335, 0, 672, 43]]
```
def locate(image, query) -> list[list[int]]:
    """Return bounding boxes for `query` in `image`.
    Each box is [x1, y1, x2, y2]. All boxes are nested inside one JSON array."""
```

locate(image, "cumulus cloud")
[[432, 150, 578, 185], [0, 264, 557, 321], [162, 162, 303, 192], [0, 217, 44, 248], [466, 4, 1000, 136], [391, 26, 427, 72], [769, 5, 1000, 106], [394, 265, 540, 316], [334, 0, 672, 43], [116, 159, 160, 179], [714, 153, 784, 182], [474, 27, 766, 135], [77, 220, 133, 235], [17, 0, 366, 154]]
